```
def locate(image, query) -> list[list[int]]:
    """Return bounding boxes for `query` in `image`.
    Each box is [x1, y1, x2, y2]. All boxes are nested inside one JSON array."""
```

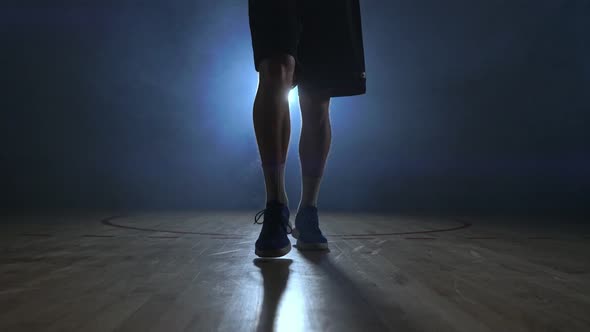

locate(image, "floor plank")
[[0, 212, 588, 332]]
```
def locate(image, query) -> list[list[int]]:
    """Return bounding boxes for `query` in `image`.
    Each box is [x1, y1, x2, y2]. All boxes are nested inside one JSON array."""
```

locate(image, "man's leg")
[[291, 88, 330, 250], [297, 89, 331, 210], [253, 54, 295, 206]]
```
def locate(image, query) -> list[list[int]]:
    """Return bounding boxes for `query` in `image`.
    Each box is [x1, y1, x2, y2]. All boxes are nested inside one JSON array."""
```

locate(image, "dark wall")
[[2, 1, 589, 214]]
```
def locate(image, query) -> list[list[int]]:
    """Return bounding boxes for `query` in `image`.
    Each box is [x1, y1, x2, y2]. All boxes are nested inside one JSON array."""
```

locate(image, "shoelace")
[[254, 208, 293, 234]]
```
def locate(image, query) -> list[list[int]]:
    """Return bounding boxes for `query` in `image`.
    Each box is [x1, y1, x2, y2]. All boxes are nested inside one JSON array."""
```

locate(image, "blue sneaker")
[[292, 205, 328, 250], [254, 200, 292, 257]]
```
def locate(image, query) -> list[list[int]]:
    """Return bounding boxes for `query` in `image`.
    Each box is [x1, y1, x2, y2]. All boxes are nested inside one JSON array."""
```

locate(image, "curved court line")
[[101, 215, 471, 238], [101, 215, 244, 238]]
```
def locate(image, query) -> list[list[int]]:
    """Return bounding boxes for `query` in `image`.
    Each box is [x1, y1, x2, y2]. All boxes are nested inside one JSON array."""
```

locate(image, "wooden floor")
[[0, 211, 589, 332]]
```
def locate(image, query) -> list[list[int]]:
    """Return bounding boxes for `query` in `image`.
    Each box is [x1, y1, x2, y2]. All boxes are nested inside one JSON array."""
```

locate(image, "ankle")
[[280, 195, 289, 206], [267, 195, 288, 204], [267, 198, 289, 208], [298, 202, 317, 211]]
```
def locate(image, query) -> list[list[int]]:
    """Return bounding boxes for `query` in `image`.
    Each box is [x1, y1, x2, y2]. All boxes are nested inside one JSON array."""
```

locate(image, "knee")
[[299, 90, 330, 122], [258, 54, 296, 93]]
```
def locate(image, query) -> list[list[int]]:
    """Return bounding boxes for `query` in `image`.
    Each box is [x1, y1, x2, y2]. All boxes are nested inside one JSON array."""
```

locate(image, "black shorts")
[[248, 0, 367, 97]]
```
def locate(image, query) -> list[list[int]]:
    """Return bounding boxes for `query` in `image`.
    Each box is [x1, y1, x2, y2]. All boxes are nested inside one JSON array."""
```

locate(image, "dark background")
[[2, 1, 589, 215]]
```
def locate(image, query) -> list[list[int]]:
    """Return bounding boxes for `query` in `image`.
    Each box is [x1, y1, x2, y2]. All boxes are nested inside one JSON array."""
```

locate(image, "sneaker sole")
[[292, 228, 329, 251], [296, 239, 329, 251], [255, 242, 292, 258]]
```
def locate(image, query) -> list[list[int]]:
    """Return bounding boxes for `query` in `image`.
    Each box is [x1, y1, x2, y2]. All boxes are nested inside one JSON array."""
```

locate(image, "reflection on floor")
[[0, 211, 589, 331]]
